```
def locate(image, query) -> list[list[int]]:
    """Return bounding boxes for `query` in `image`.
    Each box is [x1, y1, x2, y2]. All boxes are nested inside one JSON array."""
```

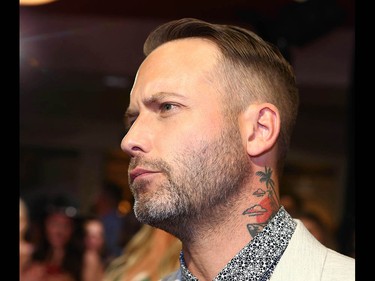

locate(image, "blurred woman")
[[22, 197, 84, 281], [82, 216, 108, 281]]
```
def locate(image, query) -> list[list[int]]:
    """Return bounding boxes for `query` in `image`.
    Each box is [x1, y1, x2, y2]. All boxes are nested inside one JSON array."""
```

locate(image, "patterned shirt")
[[179, 206, 296, 281]]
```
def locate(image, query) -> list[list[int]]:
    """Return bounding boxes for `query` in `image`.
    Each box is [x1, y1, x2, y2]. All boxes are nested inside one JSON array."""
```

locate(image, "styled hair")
[[144, 18, 299, 173]]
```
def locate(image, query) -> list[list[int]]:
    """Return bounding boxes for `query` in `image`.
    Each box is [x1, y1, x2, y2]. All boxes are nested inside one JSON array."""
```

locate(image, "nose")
[[120, 118, 150, 157]]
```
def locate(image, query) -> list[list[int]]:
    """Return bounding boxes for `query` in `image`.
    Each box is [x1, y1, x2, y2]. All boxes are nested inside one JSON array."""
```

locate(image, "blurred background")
[[20, 0, 355, 257]]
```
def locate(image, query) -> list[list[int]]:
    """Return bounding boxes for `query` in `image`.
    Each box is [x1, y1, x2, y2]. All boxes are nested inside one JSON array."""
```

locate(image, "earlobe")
[[243, 103, 280, 157]]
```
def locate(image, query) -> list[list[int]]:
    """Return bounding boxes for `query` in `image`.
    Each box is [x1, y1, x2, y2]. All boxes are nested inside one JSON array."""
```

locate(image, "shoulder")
[[321, 249, 355, 281], [271, 219, 355, 280]]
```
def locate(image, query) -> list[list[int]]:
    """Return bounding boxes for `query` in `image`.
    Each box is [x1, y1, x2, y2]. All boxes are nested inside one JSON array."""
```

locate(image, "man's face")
[[121, 38, 251, 234]]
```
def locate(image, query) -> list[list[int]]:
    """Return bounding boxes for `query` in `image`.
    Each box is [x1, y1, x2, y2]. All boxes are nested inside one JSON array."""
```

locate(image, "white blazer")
[[162, 219, 355, 281], [270, 219, 355, 281]]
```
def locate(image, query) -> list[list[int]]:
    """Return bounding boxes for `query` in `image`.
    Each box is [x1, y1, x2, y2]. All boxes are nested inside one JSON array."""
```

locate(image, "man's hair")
[[143, 18, 299, 174]]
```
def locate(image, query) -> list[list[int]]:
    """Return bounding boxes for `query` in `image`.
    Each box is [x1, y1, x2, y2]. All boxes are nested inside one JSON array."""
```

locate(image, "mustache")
[[128, 157, 171, 175]]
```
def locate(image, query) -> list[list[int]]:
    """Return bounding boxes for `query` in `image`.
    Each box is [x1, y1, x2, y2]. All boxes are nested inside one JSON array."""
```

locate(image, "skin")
[[121, 38, 281, 281], [84, 219, 105, 252], [45, 213, 74, 250], [83, 220, 105, 281]]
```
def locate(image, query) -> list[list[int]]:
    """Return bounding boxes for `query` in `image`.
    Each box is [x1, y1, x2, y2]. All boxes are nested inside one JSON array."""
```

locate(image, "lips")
[[129, 167, 157, 183]]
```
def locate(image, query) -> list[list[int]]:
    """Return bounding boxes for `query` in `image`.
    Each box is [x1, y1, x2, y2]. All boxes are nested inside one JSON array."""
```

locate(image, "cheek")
[[175, 114, 222, 142], [152, 107, 224, 157], [160, 127, 204, 158]]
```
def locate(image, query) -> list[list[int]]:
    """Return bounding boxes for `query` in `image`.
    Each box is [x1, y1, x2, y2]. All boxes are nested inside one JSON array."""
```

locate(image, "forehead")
[[86, 220, 103, 229], [128, 38, 222, 103]]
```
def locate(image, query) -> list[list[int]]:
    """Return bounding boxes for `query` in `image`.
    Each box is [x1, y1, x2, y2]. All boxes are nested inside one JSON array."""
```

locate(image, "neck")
[[178, 173, 281, 280]]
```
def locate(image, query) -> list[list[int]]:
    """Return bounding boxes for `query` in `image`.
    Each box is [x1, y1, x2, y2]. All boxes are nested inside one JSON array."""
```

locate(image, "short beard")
[[129, 122, 251, 242]]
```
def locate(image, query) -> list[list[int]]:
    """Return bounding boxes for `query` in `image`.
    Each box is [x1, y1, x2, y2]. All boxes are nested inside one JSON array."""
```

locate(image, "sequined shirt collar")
[[179, 206, 296, 281]]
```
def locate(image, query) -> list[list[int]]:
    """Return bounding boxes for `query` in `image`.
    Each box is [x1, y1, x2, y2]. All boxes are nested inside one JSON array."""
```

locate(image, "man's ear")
[[240, 103, 280, 157]]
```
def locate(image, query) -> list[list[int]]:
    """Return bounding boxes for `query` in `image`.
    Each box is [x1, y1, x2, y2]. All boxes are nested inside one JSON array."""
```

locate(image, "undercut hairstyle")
[[143, 18, 299, 174]]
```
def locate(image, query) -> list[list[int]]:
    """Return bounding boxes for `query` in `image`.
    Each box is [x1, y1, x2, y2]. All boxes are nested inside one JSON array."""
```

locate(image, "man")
[[121, 18, 355, 281]]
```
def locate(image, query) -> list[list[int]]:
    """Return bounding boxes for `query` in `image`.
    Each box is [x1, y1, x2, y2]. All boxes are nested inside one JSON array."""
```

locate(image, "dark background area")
[[20, 0, 355, 256]]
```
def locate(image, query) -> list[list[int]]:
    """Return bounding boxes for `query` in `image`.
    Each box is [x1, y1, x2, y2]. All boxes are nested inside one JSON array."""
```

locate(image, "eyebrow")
[[125, 91, 186, 118], [144, 91, 186, 105]]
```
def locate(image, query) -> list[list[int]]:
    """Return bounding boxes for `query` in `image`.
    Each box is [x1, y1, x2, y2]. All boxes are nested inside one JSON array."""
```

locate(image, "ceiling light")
[[20, 0, 58, 6]]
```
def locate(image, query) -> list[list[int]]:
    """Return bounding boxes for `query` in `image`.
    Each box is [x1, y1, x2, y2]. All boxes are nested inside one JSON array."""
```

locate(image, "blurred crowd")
[[20, 183, 354, 281], [19, 182, 181, 281]]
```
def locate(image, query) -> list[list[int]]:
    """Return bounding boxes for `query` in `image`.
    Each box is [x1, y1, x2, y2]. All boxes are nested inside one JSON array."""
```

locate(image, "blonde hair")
[[20, 198, 29, 239], [104, 224, 181, 281], [20, 198, 28, 218]]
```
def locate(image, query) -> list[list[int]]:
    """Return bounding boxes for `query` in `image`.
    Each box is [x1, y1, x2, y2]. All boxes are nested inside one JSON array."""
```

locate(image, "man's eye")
[[160, 103, 175, 111]]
